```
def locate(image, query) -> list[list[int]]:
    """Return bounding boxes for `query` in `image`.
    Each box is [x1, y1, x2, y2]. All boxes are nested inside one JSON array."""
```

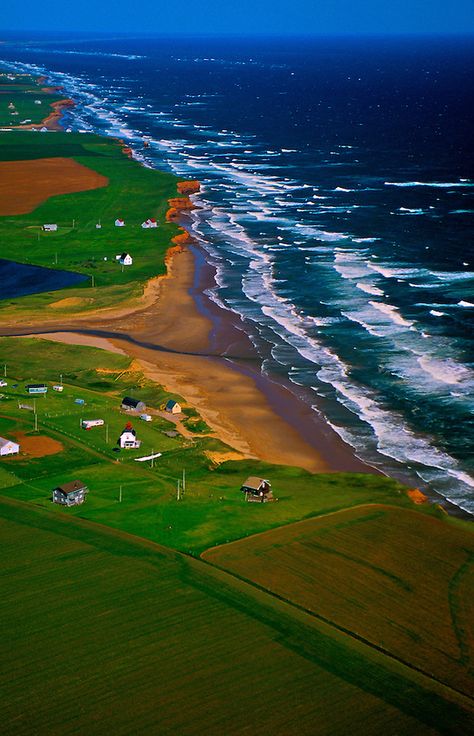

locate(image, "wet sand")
[[4, 246, 372, 474]]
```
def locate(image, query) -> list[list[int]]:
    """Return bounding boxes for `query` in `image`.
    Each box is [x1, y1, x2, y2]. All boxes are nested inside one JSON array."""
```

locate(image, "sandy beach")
[[3, 245, 372, 474]]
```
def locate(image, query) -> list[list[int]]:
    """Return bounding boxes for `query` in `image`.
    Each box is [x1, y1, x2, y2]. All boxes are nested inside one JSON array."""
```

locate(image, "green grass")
[[203, 505, 474, 696], [1, 497, 473, 736], [0, 127, 180, 317], [0, 336, 433, 557], [0, 73, 63, 126]]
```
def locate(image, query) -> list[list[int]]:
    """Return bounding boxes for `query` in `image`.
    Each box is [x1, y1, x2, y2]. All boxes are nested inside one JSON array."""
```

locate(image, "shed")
[[52, 480, 88, 506], [119, 252, 133, 266], [241, 477, 273, 503], [121, 396, 146, 413], [141, 218, 158, 229], [0, 437, 20, 456], [118, 423, 141, 449], [115, 218, 125, 227], [165, 400, 182, 414], [43, 224, 58, 232]]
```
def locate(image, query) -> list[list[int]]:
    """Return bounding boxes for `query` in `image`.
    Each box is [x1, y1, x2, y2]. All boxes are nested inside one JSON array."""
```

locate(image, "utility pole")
[[54, 252, 58, 265], [151, 449, 155, 469], [3, 364, 6, 378], [91, 275, 95, 288], [177, 478, 181, 501], [105, 424, 109, 444], [60, 373, 63, 386], [182, 468, 186, 494], [72, 218, 75, 229], [34, 411, 38, 432], [119, 485, 122, 503]]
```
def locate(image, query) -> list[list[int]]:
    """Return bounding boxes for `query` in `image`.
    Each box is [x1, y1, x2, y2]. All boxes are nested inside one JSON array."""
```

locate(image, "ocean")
[[1, 34, 473, 510]]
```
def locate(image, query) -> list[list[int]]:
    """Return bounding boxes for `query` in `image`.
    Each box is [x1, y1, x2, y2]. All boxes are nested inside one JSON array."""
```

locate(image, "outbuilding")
[[0, 437, 20, 456], [121, 396, 146, 413], [241, 476, 273, 503], [165, 400, 182, 414], [115, 218, 125, 227], [52, 480, 88, 506], [141, 218, 158, 229], [42, 224, 58, 232]]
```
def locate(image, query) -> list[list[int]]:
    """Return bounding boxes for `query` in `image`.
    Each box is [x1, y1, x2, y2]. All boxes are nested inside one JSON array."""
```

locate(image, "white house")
[[119, 252, 133, 266], [43, 224, 58, 232], [115, 218, 125, 227], [118, 424, 141, 449], [0, 436, 20, 456], [141, 218, 158, 229]]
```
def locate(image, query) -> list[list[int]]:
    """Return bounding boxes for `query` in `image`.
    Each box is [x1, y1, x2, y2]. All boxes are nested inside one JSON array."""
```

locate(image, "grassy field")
[[0, 336, 432, 557], [203, 505, 474, 697], [0, 72, 63, 126], [0, 118, 179, 318], [1, 497, 473, 736]]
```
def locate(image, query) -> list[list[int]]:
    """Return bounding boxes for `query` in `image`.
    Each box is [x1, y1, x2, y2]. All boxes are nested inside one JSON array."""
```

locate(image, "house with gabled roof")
[[52, 480, 88, 506]]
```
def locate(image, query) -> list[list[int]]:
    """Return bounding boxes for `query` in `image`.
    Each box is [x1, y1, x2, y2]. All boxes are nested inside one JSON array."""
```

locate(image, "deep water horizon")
[[1, 34, 473, 510]]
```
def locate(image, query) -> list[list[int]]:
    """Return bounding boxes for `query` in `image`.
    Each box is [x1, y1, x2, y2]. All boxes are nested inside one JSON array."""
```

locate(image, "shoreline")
[[0, 67, 471, 517]]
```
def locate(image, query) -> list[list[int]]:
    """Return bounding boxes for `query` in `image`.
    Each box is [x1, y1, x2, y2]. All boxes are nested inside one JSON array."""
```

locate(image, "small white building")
[[52, 384, 64, 392], [43, 224, 58, 232], [115, 218, 125, 227], [0, 437, 20, 456], [141, 218, 158, 229], [119, 252, 133, 266]]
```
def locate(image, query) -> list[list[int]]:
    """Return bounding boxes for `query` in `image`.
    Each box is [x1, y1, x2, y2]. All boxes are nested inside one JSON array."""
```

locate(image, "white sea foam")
[[356, 282, 385, 296], [385, 181, 473, 188], [459, 300, 474, 307], [430, 310, 446, 317], [368, 301, 414, 328], [417, 356, 473, 385]]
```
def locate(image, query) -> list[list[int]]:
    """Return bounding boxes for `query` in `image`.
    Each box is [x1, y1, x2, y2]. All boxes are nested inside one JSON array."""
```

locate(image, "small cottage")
[[241, 477, 273, 503], [165, 400, 181, 414], [52, 480, 88, 506], [121, 396, 146, 413], [119, 252, 133, 266], [43, 224, 58, 232], [141, 218, 158, 229], [115, 218, 125, 227], [0, 437, 20, 456], [118, 422, 141, 449]]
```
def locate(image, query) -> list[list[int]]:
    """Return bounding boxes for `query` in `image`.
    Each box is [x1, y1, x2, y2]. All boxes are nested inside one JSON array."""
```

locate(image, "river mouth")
[[0, 258, 87, 300]]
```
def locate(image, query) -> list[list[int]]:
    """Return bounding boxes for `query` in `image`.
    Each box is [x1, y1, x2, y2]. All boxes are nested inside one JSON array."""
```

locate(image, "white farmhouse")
[[43, 224, 58, 232], [118, 423, 141, 449], [115, 218, 125, 227], [0, 437, 20, 456], [119, 252, 133, 266]]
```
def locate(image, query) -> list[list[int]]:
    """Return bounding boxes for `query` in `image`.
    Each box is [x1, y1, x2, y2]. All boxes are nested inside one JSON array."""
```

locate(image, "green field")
[[203, 505, 474, 696], [0, 124, 179, 319], [0, 73, 63, 126], [0, 336, 432, 557], [1, 498, 473, 736]]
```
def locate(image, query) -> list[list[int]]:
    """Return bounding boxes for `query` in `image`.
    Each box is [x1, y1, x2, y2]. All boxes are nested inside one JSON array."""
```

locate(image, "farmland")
[[0, 336, 420, 555], [1, 497, 473, 736], [0, 72, 63, 126], [203, 505, 474, 697]]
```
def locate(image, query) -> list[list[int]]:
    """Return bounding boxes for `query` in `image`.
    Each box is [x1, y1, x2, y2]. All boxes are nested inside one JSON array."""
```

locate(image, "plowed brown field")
[[0, 157, 108, 215]]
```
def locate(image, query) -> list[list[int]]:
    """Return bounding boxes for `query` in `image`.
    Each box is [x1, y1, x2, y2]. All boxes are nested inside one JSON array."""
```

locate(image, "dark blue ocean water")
[[1, 35, 473, 509]]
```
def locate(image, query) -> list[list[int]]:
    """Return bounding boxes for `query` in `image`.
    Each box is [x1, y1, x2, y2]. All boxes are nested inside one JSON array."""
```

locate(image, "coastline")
[[0, 66, 471, 515]]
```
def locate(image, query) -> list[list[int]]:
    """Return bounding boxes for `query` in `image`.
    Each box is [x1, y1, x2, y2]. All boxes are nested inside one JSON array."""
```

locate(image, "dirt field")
[[203, 504, 474, 697], [0, 157, 108, 215], [12, 431, 63, 457]]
